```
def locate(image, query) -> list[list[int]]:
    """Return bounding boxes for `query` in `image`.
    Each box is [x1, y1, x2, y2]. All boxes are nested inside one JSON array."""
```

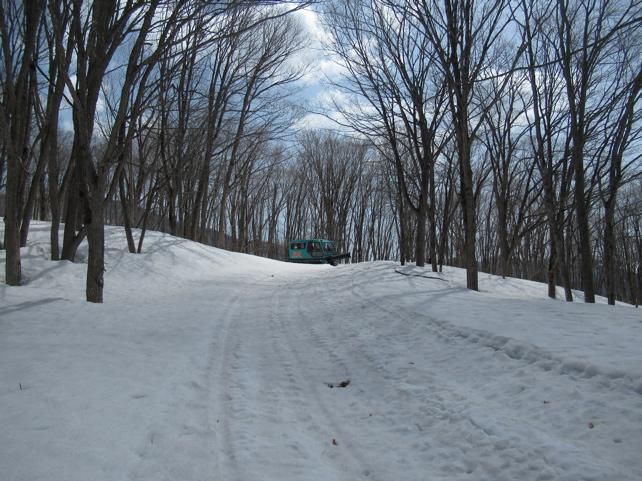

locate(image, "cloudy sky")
[[289, 5, 350, 132], [57, 5, 348, 135]]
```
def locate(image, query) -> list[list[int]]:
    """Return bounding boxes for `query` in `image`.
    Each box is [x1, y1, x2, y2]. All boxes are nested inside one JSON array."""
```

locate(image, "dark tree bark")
[[0, 0, 44, 285], [43, 9, 75, 260]]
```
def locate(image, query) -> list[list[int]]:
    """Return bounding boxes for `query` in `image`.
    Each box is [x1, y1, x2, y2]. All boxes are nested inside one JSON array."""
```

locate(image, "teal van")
[[287, 239, 350, 266]]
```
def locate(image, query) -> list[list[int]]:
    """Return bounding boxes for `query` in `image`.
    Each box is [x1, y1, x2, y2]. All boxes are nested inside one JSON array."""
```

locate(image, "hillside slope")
[[1, 223, 641, 481]]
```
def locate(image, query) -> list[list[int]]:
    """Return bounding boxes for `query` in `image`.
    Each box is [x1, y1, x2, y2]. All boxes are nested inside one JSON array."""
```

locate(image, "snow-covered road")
[[1, 224, 641, 481]]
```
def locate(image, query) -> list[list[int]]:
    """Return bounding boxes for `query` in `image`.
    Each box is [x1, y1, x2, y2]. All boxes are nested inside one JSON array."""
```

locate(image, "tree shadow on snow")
[[0, 298, 65, 317]]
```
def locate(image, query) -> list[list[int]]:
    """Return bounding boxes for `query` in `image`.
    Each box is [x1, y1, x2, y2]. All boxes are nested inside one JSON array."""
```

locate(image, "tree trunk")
[[547, 240, 557, 299], [119, 171, 136, 254], [635, 241, 642, 307], [429, 165, 438, 272], [4, 154, 22, 285], [86, 197, 105, 303], [19, 148, 49, 247], [61, 188, 82, 261], [61, 143, 85, 261], [136, 180, 158, 254], [460, 135, 479, 291], [168, 187, 178, 236], [1, 0, 44, 285], [396, 189, 406, 266], [497, 194, 510, 279], [415, 192, 427, 267], [217, 172, 233, 248], [573, 160, 595, 303], [603, 196, 617, 305]]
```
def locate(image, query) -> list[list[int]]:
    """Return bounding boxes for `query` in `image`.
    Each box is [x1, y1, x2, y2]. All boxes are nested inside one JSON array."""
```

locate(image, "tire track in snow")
[[207, 277, 354, 481], [272, 276, 390, 481], [267, 288, 361, 480], [340, 267, 578, 479], [213, 282, 306, 481], [290, 268, 504, 479], [343, 265, 641, 481], [128, 287, 244, 481], [350, 265, 642, 394], [209, 288, 245, 481]]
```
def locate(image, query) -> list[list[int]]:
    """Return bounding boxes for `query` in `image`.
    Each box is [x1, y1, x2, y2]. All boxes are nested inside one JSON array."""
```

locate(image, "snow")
[[1, 222, 641, 481]]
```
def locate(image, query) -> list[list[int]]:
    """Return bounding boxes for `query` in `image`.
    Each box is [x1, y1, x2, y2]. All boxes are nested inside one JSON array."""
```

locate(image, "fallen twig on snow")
[[326, 379, 351, 388], [394, 269, 448, 281]]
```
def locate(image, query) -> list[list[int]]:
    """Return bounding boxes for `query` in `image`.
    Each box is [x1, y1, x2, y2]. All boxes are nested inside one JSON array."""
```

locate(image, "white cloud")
[[290, 7, 347, 87], [293, 7, 332, 45]]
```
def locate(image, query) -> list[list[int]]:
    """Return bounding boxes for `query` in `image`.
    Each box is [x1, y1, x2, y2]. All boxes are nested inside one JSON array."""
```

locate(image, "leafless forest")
[[1, 0, 640, 305]]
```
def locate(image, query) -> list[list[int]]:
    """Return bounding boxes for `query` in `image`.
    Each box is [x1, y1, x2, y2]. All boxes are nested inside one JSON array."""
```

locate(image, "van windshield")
[[323, 243, 336, 253]]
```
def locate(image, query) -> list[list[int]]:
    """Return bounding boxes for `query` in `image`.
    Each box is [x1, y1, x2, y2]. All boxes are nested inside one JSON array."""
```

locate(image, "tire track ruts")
[[273, 278, 385, 481]]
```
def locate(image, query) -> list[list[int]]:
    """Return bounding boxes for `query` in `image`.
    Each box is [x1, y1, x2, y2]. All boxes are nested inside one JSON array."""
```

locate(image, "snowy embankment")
[[1, 222, 641, 481]]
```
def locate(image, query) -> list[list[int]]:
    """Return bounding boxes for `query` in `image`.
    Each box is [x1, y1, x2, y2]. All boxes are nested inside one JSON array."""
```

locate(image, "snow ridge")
[[427, 317, 642, 396]]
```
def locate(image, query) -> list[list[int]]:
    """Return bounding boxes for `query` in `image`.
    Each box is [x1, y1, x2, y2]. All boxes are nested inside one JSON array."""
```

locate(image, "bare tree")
[[599, 63, 642, 304], [0, 0, 44, 285], [554, 0, 641, 302], [519, 0, 576, 300], [215, 12, 306, 248], [51, 0, 197, 302], [298, 132, 366, 251], [480, 73, 540, 278], [404, 0, 517, 290], [324, 0, 450, 268]]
